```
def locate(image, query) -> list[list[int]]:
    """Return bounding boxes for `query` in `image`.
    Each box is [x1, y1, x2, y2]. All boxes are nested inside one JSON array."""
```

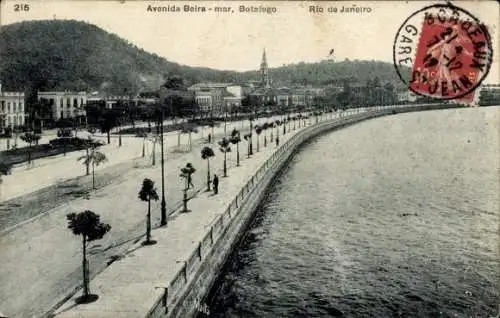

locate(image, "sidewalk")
[[53, 114, 319, 317], [52, 110, 376, 317], [0, 112, 315, 317], [0, 116, 280, 202]]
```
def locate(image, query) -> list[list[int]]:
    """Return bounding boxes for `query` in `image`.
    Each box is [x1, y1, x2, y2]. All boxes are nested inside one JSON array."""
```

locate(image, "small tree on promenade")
[[66, 210, 111, 303], [218, 137, 231, 177], [180, 163, 196, 212], [138, 178, 159, 245], [230, 129, 241, 167], [262, 123, 269, 148], [243, 133, 252, 158], [254, 125, 263, 152], [201, 146, 215, 191]]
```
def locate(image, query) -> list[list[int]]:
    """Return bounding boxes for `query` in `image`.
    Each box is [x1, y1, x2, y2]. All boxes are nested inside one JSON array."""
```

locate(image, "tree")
[[218, 137, 231, 177], [201, 146, 215, 191], [180, 163, 196, 212], [230, 129, 241, 167], [99, 110, 119, 144], [275, 120, 281, 138], [78, 146, 107, 190], [66, 210, 111, 303], [261, 123, 268, 148], [78, 137, 98, 176], [0, 162, 12, 201], [138, 178, 159, 245], [179, 123, 198, 151], [243, 133, 252, 158], [19, 132, 41, 165], [254, 125, 263, 152]]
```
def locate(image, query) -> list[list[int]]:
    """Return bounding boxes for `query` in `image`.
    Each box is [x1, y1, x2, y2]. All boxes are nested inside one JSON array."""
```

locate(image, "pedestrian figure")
[[208, 133, 211, 143], [212, 174, 219, 194], [276, 136, 280, 147]]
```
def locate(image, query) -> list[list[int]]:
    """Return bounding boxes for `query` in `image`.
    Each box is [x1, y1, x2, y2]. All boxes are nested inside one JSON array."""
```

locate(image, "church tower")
[[260, 49, 270, 88]]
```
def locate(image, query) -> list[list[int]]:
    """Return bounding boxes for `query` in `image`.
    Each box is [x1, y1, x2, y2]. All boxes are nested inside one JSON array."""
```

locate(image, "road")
[[0, 112, 303, 317], [0, 116, 283, 202]]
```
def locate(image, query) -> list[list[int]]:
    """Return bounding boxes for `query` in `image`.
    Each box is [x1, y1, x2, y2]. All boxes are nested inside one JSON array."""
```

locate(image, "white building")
[[37, 91, 87, 120], [0, 83, 26, 131], [223, 85, 243, 112]]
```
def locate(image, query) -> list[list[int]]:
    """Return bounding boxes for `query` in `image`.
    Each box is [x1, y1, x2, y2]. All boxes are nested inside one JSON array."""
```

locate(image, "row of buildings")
[[2, 50, 498, 132], [187, 50, 327, 115]]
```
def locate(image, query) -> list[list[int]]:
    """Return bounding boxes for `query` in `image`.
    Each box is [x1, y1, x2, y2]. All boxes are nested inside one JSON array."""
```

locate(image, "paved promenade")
[[0, 112, 328, 317], [52, 110, 365, 317]]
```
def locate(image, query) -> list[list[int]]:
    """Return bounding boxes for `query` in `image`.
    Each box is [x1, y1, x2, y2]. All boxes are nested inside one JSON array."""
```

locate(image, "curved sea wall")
[[147, 103, 465, 318]]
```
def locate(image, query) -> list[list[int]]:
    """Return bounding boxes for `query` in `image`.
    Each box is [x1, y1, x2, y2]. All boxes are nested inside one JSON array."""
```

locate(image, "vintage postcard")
[[0, 0, 499, 317]]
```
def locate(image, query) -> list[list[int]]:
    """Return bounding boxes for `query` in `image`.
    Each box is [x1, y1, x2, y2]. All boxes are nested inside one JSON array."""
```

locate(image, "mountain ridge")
[[0, 19, 407, 93]]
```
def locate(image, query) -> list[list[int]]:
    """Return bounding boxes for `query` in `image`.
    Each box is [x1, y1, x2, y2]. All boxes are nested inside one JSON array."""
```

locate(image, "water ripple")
[[205, 108, 500, 318]]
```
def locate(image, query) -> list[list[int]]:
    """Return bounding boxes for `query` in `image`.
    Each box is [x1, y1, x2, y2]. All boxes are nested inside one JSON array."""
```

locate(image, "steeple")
[[260, 48, 270, 88]]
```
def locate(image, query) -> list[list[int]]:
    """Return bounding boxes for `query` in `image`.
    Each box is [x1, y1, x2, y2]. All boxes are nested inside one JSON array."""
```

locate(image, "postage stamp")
[[393, 3, 494, 103]]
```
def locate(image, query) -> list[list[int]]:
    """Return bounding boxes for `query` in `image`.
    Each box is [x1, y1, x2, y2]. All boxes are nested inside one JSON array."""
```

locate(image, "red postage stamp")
[[393, 4, 493, 104]]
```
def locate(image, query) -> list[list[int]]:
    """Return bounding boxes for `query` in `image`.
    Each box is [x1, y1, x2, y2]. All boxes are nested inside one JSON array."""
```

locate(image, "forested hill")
[[0, 20, 406, 93]]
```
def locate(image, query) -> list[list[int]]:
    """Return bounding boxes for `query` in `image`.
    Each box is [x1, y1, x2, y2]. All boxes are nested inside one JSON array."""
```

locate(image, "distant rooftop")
[[189, 83, 234, 89]]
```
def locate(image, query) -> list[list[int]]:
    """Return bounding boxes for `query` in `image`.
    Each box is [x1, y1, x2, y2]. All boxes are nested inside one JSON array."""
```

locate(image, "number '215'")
[[14, 4, 30, 11]]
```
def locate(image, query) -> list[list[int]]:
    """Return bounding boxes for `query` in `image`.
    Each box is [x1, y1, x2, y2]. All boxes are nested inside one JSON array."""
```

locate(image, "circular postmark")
[[393, 3, 493, 101]]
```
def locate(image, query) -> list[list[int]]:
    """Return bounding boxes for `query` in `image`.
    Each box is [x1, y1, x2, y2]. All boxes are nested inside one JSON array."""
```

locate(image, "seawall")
[[148, 104, 464, 318]]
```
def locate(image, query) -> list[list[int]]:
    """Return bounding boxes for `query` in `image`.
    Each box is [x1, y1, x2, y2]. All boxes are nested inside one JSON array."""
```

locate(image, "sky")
[[1, 0, 499, 83]]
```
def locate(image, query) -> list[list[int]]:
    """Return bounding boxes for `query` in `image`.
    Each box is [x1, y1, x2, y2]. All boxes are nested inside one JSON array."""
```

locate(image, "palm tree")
[[66, 210, 111, 303], [0, 162, 12, 201], [248, 115, 254, 155], [138, 178, 159, 245], [243, 133, 252, 158], [201, 146, 215, 191], [180, 163, 196, 212], [179, 123, 198, 151], [78, 146, 107, 190], [20, 132, 41, 166], [230, 129, 241, 167], [218, 137, 231, 177], [269, 122, 275, 142], [254, 125, 263, 152], [78, 137, 96, 176]]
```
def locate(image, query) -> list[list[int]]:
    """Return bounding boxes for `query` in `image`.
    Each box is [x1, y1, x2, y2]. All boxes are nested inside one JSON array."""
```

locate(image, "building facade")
[[37, 91, 87, 121], [0, 83, 26, 131], [223, 85, 243, 113], [188, 83, 243, 116]]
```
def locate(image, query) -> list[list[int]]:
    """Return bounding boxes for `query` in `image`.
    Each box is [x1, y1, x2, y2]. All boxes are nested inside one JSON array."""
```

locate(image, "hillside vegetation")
[[0, 20, 407, 93]]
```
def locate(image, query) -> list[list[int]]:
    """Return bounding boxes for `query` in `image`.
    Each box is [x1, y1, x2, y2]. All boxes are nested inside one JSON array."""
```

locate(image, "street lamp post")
[[160, 107, 167, 226], [224, 104, 227, 137]]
